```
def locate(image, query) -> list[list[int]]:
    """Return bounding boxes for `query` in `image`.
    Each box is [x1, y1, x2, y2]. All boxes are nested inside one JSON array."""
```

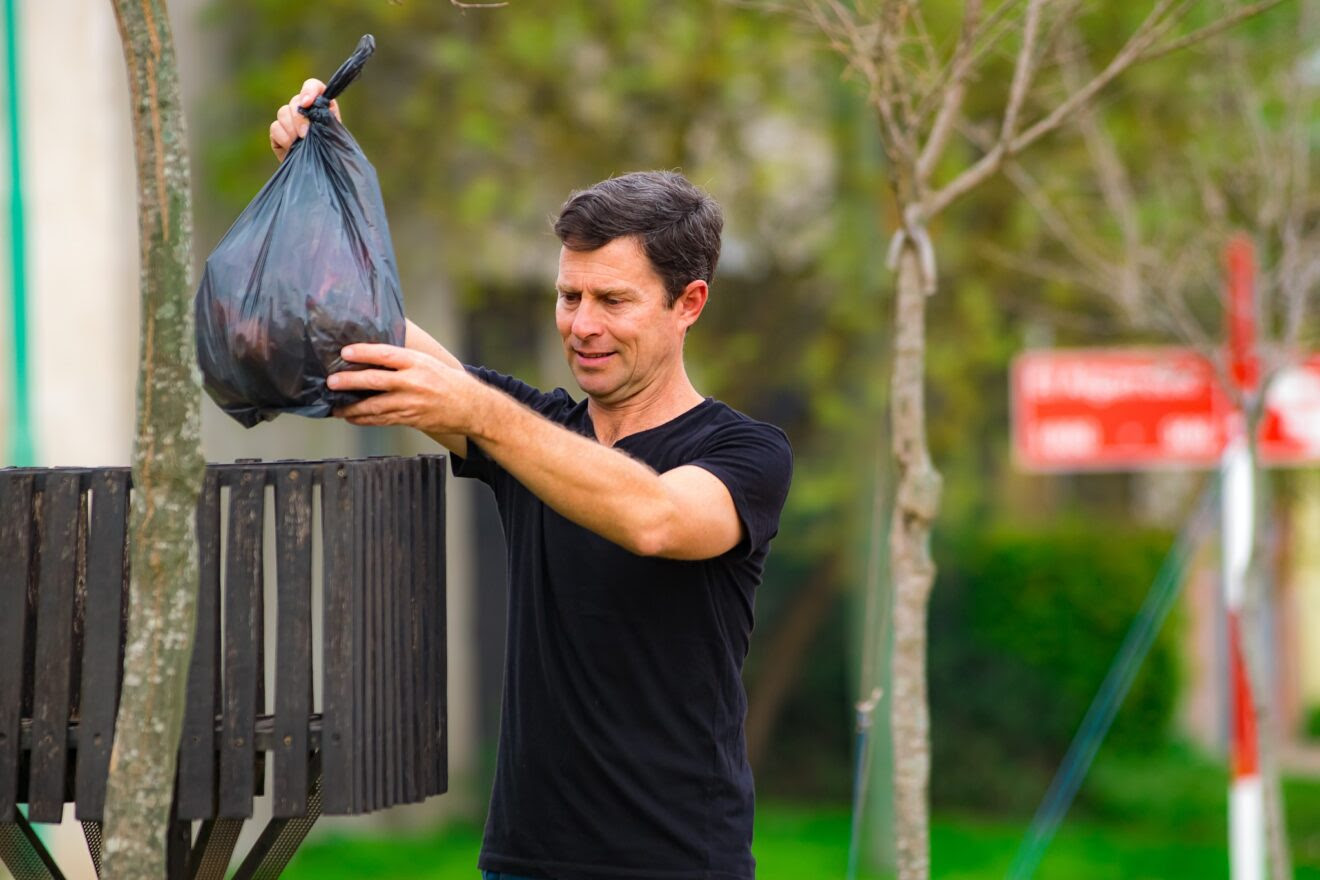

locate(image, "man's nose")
[[572, 299, 603, 338]]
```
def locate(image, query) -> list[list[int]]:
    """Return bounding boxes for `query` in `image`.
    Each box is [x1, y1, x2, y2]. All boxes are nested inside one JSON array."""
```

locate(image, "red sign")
[[1013, 349, 1229, 471], [1013, 349, 1320, 471]]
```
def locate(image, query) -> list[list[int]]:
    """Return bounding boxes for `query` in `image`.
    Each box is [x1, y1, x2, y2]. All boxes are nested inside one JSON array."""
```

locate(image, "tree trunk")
[[103, 2, 204, 877], [889, 240, 942, 880]]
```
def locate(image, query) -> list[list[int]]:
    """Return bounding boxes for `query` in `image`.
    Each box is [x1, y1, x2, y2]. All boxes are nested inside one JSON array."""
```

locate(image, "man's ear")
[[675, 280, 709, 329]]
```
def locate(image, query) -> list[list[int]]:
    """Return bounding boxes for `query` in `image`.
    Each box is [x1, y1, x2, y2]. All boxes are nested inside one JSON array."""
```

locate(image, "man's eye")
[[604, 297, 622, 306], [559, 292, 579, 303]]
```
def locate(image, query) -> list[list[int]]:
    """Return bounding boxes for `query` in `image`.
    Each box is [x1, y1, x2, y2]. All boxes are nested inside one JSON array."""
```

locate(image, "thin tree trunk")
[[889, 240, 942, 880], [103, 1, 204, 876]]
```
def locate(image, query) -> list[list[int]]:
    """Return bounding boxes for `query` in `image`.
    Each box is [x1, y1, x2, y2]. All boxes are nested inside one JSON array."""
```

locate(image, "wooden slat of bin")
[[75, 470, 131, 821], [177, 471, 221, 820], [432, 456, 449, 795], [409, 460, 430, 799], [416, 459, 434, 796], [417, 457, 436, 796], [395, 460, 412, 804], [319, 462, 354, 814], [381, 461, 397, 809], [351, 462, 369, 814], [220, 469, 263, 818], [367, 463, 383, 812], [28, 472, 84, 822], [397, 461, 417, 805], [272, 465, 312, 818], [0, 472, 35, 821]]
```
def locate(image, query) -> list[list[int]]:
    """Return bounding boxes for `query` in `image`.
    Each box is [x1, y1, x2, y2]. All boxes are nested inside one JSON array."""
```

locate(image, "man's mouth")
[[575, 350, 613, 362]]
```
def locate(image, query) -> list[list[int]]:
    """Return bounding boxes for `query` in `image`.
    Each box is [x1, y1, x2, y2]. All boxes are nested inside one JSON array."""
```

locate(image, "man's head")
[[552, 172, 724, 407], [553, 171, 724, 307]]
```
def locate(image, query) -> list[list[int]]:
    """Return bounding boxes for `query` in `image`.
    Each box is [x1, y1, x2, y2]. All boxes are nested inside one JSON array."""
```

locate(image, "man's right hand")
[[269, 78, 342, 162]]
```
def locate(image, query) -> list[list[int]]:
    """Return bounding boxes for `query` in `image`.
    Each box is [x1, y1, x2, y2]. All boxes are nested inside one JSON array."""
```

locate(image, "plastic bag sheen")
[[195, 35, 405, 428]]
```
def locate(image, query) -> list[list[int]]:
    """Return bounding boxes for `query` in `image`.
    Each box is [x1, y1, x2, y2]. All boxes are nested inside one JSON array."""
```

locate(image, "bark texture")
[[888, 243, 941, 880], [103, 1, 204, 877]]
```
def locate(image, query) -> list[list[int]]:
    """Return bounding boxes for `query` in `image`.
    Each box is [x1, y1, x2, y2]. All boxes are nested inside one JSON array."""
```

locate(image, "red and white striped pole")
[[1223, 234, 1263, 880]]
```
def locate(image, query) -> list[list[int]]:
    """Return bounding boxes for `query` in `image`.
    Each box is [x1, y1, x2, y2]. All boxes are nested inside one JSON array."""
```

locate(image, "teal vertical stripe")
[[4, 0, 34, 465]]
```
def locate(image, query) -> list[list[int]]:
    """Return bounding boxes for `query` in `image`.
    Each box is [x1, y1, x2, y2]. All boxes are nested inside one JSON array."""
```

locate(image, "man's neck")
[[587, 377, 705, 447]]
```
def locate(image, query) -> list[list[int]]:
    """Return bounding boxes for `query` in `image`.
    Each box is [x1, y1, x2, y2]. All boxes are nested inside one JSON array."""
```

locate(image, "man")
[[272, 82, 793, 880]]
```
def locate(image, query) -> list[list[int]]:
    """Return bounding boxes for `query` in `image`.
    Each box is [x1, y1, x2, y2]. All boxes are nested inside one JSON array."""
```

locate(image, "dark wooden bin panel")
[[427, 455, 449, 796], [363, 463, 380, 814], [410, 460, 430, 802], [28, 472, 85, 823], [396, 461, 416, 806], [272, 464, 313, 818], [320, 461, 356, 815], [177, 470, 221, 821], [74, 469, 131, 821], [1, 455, 448, 826], [220, 469, 264, 819], [0, 472, 35, 822]]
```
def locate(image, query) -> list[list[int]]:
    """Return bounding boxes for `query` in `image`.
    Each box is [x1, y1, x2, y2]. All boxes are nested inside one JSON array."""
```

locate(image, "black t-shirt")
[[453, 367, 793, 880]]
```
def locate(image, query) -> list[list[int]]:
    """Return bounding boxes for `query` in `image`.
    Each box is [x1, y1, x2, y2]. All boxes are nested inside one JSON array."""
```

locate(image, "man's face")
[[555, 236, 694, 406]]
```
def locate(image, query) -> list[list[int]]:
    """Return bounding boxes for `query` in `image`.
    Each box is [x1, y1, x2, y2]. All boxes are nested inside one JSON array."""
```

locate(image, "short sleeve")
[[688, 421, 793, 559], [451, 366, 577, 484]]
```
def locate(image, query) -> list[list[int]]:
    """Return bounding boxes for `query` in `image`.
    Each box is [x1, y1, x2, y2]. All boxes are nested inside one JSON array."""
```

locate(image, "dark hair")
[[553, 171, 724, 306]]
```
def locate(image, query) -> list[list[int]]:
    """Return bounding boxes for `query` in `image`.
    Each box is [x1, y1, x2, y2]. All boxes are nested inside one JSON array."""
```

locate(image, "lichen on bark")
[[103, 1, 204, 877]]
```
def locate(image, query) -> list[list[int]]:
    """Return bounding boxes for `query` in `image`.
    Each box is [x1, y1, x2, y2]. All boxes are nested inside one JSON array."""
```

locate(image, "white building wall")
[[13, 0, 138, 467]]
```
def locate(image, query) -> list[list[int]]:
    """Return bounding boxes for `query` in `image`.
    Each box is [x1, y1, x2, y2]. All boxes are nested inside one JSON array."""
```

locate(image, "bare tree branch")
[[1056, 31, 1145, 315], [1139, 0, 1291, 63], [928, 0, 1197, 217], [917, 0, 983, 178], [999, 0, 1047, 145], [916, 0, 1028, 123]]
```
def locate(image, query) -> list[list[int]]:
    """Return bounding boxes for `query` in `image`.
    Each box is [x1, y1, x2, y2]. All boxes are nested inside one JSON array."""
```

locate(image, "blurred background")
[[4, 1, 1320, 878]]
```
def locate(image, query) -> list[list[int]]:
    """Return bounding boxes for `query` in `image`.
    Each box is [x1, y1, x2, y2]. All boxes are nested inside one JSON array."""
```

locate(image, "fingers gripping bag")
[[195, 35, 405, 427]]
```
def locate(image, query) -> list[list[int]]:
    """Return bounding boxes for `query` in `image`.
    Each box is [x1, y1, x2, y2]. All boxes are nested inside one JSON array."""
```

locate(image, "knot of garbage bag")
[[299, 95, 338, 125]]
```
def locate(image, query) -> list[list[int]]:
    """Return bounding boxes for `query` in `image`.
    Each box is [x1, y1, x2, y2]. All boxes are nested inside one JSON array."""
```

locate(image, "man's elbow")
[[624, 517, 734, 561], [625, 521, 674, 559]]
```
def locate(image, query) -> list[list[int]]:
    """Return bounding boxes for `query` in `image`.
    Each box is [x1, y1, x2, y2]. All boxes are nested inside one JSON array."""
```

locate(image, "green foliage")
[[1304, 705, 1320, 741], [278, 766, 1320, 879], [929, 522, 1181, 813]]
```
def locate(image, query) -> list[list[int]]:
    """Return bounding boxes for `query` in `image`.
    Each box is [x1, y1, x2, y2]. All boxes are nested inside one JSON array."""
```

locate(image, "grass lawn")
[[282, 797, 1320, 880], [280, 745, 1320, 878]]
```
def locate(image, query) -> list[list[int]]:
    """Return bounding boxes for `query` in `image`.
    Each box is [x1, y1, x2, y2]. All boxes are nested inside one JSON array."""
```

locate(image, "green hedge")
[[929, 523, 1181, 814]]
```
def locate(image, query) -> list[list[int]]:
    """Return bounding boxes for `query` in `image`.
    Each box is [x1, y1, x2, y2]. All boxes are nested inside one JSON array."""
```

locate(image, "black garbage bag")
[[195, 35, 405, 428]]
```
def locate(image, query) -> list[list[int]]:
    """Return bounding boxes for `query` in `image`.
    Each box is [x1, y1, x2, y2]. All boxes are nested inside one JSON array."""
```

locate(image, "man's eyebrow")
[[555, 284, 636, 297]]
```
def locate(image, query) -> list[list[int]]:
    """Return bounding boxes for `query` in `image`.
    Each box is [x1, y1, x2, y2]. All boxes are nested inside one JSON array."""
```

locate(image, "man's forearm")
[[331, 339, 739, 558], [469, 388, 682, 556]]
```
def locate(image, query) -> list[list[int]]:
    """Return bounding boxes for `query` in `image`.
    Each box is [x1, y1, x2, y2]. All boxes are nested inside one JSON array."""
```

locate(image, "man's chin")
[[574, 375, 625, 403]]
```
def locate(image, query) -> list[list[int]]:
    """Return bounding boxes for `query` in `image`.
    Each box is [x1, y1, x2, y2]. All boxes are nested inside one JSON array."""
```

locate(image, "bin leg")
[[0, 809, 65, 880], [231, 752, 323, 880]]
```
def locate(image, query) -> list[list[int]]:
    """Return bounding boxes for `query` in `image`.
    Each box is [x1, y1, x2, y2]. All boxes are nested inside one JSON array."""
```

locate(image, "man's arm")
[[327, 344, 743, 560], [468, 392, 743, 560]]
